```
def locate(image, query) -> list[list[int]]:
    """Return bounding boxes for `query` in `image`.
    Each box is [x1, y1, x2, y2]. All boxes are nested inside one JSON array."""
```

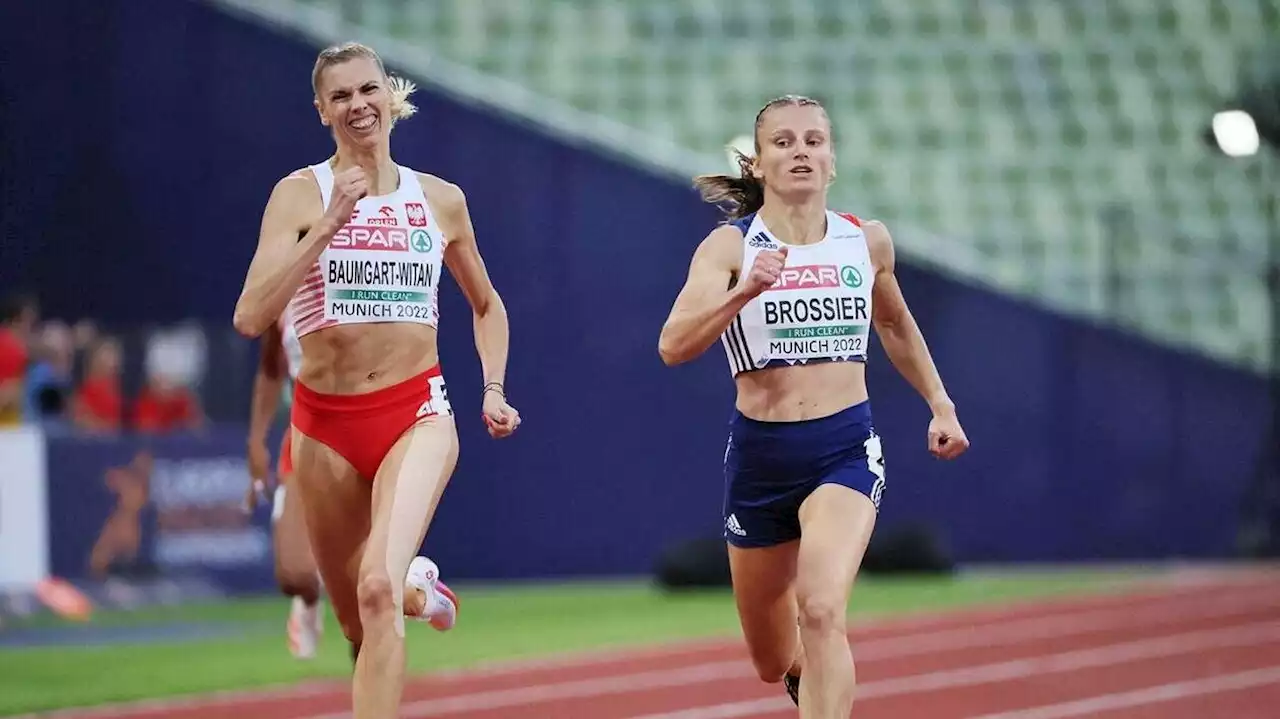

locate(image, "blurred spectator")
[[135, 325, 206, 434], [0, 293, 38, 427], [24, 321, 75, 421], [134, 371, 204, 434], [71, 319, 99, 354], [71, 336, 124, 433]]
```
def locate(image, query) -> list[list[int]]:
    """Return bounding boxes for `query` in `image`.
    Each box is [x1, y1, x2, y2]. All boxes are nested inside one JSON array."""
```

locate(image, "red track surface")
[[25, 569, 1280, 719]]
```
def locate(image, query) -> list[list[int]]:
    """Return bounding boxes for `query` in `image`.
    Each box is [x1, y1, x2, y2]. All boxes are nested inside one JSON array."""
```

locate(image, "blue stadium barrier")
[[44, 427, 277, 592]]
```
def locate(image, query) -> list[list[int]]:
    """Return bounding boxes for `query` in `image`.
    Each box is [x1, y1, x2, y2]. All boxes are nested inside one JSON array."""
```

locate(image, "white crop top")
[[720, 211, 875, 377], [289, 162, 447, 338]]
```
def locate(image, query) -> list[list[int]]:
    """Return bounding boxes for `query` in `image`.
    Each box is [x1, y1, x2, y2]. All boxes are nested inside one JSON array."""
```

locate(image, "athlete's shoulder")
[[850, 216, 893, 270], [411, 170, 466, 215], [833, 210, 888, 236], [832, 210, 887, 238], [701, 212, 755, 250], [705, 220, 748, 248], [264, 167, 322, 213], [272, 166, 320, 194], [691, 223, 747, 271], [856, 217, 890, 243], [278, 164, 323, 186], [724, 211, 758, 237], [409, 169, 458, 197], [409, 170, 472, 245]]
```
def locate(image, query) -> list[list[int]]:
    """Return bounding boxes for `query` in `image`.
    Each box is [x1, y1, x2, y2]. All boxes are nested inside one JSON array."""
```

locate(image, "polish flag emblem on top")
[[406, 203, 428, 227]]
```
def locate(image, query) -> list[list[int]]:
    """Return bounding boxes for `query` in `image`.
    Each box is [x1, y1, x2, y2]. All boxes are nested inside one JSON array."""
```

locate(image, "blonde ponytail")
[[387, 75, 419, 125]]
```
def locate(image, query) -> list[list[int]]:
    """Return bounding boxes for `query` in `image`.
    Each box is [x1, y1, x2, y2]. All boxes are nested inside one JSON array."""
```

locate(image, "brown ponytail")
[[693, 149, 765, 221], [694, 94, 828, 222]]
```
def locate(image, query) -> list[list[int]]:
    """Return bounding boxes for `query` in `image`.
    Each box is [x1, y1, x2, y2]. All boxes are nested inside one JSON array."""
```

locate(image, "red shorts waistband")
[[293, 365, 445, 417]]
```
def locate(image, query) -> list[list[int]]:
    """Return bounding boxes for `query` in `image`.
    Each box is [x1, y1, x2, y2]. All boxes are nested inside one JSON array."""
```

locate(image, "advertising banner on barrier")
[[44, 428, 276, 594], [0, 426, 50, 591]]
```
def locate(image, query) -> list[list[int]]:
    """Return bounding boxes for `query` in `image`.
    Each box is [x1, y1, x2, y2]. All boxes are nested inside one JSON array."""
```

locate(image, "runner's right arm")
[[234, 175, 332, 337], [234, 168, 367, 337], [658, 225, 785, 366]]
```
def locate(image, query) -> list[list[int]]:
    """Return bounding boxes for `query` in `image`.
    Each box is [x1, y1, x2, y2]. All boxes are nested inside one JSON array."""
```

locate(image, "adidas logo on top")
[[725, 514, 746, 537]]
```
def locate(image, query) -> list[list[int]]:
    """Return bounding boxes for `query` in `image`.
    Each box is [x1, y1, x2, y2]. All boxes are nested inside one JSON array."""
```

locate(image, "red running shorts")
[[291, 365, 453, 481]]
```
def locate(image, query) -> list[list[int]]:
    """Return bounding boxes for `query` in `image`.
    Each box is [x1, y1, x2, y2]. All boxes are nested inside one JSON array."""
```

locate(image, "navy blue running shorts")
[[722, 400, 885, 548]]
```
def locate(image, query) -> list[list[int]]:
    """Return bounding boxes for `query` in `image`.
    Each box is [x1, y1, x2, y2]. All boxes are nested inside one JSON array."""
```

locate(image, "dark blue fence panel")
[[44, 428, 276, 592]]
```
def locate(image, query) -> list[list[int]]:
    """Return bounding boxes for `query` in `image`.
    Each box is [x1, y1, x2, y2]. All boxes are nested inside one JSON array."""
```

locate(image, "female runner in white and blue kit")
[[658, 95, 970, 719]]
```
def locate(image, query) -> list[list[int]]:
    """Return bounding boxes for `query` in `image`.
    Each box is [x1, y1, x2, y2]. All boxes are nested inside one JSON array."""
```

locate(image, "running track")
[[22, 568, 1280, 718]]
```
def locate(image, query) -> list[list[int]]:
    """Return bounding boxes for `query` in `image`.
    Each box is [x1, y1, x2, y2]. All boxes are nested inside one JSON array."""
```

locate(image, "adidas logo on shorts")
[[725, 513, 746, 537]]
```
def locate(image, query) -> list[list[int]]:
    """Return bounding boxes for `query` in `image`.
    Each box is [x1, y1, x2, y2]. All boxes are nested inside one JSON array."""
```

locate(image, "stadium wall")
[[1, 0, 1270, 583]]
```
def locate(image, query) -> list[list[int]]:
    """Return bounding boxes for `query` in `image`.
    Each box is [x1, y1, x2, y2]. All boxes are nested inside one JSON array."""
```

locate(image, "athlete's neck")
[[332, 144, 399, 196], [759, 194, 827, 246]]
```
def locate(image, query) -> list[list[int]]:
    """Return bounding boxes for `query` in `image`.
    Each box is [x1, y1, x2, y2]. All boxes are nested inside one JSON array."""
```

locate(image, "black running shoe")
[[783, 671, 800, 706]]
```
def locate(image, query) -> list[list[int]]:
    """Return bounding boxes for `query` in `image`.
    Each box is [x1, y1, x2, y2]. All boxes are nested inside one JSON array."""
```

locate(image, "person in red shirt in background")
[[135, 328, 206, 434], [0, 294, 38, 427], [71, 337, 124, 433], [134, 370, 204, 434]]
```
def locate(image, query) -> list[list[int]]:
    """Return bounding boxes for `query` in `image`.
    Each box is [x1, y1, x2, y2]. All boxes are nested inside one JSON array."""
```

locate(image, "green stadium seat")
[[268, 0, 1277, 373]]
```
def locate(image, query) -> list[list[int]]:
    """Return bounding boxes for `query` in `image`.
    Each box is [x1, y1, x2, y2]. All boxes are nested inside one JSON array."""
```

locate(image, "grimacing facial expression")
[[315, 57, 391, 147], [752, 103, 835, 195]]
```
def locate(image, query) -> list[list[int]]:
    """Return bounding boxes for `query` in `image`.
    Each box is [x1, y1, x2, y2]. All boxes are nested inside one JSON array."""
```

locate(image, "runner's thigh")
[[291, 427, 371, 641]]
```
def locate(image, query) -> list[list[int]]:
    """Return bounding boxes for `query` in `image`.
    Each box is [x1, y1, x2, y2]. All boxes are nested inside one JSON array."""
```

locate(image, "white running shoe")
[[405, 556, 459, 632], [287, 595, 320, 659]]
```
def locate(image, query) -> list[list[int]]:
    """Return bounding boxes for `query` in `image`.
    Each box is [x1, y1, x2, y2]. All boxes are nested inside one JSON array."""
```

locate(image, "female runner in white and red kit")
[[235, 41, 520, 717], [245, 308, 458, 660]]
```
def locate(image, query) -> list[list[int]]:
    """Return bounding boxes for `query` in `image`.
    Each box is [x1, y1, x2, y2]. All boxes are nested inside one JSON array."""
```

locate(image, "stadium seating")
[[266, 0, 1277, 372]]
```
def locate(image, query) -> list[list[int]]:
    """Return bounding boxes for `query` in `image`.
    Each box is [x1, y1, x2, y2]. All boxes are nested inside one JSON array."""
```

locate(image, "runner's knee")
[[748, 649, 792, 684], [356, 571, 397, 622], [276, 564, 319, 600], [796, 588, 846, 637]]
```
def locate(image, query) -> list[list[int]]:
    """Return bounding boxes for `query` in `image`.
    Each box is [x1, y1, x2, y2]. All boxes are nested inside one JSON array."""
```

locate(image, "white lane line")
[[969, 665, 1280, 719], [616, 621, 1280, 719]]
